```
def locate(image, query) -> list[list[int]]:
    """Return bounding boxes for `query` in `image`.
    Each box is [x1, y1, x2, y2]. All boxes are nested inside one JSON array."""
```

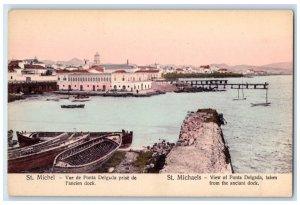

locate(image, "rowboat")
[[8, 132, 89, 173], [71, 95, 91, 102], [15, 130, 133, 149], [61, 104, 85, 108], [46, 98, 60, 102], [16, 131, 64, 147], [52, 134, 122, 173]]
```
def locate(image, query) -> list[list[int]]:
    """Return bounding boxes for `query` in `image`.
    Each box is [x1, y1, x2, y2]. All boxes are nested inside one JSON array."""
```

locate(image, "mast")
[[242, 87, 244, 99], [266, 88, 268, 104]]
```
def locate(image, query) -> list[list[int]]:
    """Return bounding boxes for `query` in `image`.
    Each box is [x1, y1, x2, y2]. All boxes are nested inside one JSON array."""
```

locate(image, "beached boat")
[[8, 132, 89, 173], [52, 134, 122, 173], [61, 104, 85, 108], [15, 130, 133, 149], [16, 131, 64, 147]]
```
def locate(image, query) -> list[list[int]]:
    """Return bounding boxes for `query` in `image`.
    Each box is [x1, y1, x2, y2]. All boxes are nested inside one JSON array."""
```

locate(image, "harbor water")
[[8, 75, 293, 173]]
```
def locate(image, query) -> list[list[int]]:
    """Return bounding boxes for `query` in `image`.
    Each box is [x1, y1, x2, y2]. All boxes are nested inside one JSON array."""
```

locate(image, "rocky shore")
[[160, 109, 233, 173]]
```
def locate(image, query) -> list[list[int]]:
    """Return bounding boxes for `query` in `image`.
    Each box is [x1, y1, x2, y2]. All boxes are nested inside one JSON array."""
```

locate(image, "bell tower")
[[94, 52, 100, 65]]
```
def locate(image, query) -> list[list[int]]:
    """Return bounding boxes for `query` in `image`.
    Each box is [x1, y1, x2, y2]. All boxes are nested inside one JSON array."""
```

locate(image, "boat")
[[52, 134, 122, 173], [10, 92, 24, 97], [233, 81, 247, 101], [8, 130, 13, 141], [8, 130, 17, 147], [15, 130, 133, 149], [16, 131, 64, 147], [72, 95, 91, 102], [251, 88, 271, 107], [8, 132, 89, 173], [61, 104, 85, 108], [46, 98, 60, 102], [251, 102, 271, 107]]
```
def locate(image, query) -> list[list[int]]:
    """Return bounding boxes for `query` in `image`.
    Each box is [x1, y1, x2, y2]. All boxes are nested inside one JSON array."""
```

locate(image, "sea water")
[[8, 75, 293, 173]]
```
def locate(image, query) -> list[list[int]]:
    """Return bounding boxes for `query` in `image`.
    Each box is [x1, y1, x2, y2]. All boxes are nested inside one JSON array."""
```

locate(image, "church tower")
[[94, 52, 100, 65]]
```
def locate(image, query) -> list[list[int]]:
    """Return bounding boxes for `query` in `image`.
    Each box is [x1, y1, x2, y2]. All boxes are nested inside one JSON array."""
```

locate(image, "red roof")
[[218, 68, 228, 71], [72, 70, 89, 74], [24, 64, 45, 69], [89, 66, 104, 72], [56, 69, 71, 73], [135, 69, 159, 73], [176, 68, 184, 71], [200, 65, 210, 68], [113, 70, 127, 73], [8, 60, 21, 71]]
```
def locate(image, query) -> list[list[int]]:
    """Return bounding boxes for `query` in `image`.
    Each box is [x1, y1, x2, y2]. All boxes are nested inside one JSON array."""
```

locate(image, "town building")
[[111, 70, 152, 92], [57, 70, 111, 91], [8, 59, 56, 82], [135, 69, 162, 80]]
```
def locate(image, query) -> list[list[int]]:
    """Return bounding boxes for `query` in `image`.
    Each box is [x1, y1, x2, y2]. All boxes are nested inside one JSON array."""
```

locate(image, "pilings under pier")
[[176, 79, 269, 90]]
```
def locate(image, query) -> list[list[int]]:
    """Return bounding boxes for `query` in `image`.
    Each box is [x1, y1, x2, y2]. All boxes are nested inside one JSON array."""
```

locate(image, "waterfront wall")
[[160, 109, 233, 173], [8, 81, 58, 94]]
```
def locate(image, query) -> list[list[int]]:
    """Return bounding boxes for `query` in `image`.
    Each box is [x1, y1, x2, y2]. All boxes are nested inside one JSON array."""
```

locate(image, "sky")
[[8, 10, 293, 66]]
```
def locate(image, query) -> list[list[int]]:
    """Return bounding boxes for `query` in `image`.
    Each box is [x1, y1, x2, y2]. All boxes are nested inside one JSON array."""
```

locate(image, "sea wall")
[[160, 109, 233, 173]]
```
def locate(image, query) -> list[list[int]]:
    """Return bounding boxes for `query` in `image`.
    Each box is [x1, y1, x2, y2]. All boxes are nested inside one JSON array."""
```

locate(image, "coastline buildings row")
[[56, 69, 158, 92], [8, 52, 268, 92], [8, 53, 162, 92]]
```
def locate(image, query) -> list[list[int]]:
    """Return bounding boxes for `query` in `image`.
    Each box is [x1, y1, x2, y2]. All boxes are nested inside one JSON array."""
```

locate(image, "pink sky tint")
[[8, 10, 293, 66]]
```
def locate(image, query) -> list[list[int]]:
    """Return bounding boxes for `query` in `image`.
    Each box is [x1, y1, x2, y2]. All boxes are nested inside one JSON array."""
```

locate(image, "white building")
[[57, 70, 111, 91], [111, 70, 152, 92]]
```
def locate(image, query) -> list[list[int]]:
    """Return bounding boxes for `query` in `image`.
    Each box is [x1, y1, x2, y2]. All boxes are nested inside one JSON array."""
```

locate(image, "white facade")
[[111, 72, 152, 92], [57, 72, 111, 91]]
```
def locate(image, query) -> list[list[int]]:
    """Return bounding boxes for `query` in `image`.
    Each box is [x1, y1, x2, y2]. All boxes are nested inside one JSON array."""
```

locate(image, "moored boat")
[[8, 132, 89, 173], [52, 134, 122, 173], [251, 102, 271, 107], [71, 95, 91, 102], [46, 98, 60, 102], [61, 104, 85, 108]]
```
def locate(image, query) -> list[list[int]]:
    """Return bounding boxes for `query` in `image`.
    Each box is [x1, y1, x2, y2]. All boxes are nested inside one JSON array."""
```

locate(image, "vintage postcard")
[[6, 9, 293, 197]]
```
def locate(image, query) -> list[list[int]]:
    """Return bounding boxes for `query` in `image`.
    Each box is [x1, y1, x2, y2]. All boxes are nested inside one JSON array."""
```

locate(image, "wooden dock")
[[176, 79, 269, 90]]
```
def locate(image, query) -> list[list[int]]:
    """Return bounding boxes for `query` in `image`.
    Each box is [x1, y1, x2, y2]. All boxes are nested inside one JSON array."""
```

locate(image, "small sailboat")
[[233, 88, 246, 101], [251, 88, 271, 107]]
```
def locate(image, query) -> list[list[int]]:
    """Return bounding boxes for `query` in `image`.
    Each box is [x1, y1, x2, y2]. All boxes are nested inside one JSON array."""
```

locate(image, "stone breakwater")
[[160, 109, 233, 173]]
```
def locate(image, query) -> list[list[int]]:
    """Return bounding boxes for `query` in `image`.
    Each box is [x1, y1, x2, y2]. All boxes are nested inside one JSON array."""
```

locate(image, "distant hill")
[[211, 62, 293, 74], [261, 62, 293, 70], [57, 58, 85, 66], [42, 58, 85, 66]]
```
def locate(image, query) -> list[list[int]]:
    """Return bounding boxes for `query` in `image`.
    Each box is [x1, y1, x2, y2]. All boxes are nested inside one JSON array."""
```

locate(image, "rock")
[[108, 167, 114, 173], [188, 138, 195, 146]]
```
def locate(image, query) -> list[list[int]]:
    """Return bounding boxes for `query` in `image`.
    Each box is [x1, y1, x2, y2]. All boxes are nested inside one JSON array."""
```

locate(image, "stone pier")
[[160, 109, 233, 173]]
